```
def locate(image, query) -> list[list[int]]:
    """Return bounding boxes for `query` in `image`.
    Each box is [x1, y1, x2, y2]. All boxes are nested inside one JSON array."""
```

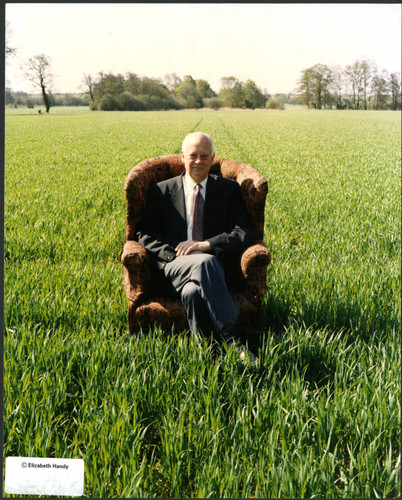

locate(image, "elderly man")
[[136, 132, 258, 365]]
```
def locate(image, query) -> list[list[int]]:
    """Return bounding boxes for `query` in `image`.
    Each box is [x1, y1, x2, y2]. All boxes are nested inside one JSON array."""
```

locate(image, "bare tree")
[[82, 73, 95, 103], [22, 54, 54, 112], [345, 59, 375, 110], [331, 65, 345, 109], [6, 21, 16, 58], [345, 61, 362, 109], [164, 73, 182, 93], [359, 59, 376, 110]]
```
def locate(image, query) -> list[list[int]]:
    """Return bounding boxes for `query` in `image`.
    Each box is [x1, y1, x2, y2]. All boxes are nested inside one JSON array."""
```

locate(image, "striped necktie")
[[192, 184, 204, 241]]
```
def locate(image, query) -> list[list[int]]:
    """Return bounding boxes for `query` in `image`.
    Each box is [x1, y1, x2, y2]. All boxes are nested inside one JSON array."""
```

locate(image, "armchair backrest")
[[124, 154, 267, 241]]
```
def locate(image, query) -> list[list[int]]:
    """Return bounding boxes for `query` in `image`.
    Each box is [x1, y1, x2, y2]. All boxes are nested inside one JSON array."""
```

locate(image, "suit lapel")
[[204, 175, 220, 237], [169, 173, 187, 228]]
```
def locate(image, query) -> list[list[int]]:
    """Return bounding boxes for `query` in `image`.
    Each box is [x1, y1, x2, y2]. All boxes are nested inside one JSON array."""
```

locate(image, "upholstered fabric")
[[122, 154, 271, 336]]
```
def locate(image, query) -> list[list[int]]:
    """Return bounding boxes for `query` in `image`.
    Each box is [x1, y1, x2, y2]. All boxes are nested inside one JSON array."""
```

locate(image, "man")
[[136, 132, 258, 365]]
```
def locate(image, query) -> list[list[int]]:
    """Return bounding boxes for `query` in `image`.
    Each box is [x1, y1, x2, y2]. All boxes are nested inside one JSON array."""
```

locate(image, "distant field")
[[4, 108, 401, 497]]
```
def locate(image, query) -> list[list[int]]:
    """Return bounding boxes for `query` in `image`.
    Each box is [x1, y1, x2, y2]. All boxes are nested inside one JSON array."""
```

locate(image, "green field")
[[4, 107, 401, 497]]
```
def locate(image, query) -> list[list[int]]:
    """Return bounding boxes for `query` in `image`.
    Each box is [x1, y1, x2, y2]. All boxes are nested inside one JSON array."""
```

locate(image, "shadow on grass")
[[262, 291, 398, 343]]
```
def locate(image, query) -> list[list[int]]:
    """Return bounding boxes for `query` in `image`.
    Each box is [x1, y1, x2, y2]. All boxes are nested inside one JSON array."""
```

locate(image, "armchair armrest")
[[121, 240, 151, 304], [240, 241, 271, 304]]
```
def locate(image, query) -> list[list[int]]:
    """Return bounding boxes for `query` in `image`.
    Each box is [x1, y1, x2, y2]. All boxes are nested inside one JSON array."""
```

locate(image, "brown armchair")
[[121, 154, 271, 338]]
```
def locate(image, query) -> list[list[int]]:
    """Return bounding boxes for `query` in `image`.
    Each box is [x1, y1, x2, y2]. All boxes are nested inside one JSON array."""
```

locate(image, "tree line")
[[5, 50, 401, 112], [82, 72, 281, 111], [6, 52, 285, 112], [5, 89, 88, 109], [296, 59, 401, 110]]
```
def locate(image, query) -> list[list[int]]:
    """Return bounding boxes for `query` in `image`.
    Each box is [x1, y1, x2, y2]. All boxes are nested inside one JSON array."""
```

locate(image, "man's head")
[[181, 132, 215, 183]]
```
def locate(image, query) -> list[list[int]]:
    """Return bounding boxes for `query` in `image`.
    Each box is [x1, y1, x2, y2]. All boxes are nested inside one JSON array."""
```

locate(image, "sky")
[[5, 3, 401, 95]]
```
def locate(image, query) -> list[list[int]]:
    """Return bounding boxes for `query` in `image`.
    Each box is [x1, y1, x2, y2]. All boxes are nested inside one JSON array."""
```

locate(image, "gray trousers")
[[163, 254, 239, 338]]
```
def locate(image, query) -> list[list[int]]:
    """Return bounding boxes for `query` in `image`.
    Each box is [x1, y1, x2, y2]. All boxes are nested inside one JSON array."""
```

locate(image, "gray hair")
[[181, 132, 215, 155]]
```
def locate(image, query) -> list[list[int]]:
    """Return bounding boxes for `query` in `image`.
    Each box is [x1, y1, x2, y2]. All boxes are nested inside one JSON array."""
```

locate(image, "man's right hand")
[[175, 240, 212, 256]]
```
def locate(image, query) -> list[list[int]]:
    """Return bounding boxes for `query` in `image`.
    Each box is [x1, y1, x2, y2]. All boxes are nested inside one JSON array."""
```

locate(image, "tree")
[[99, 93, 120, 111], [344, 59, 375, 110], [124, 72, 142, 95], [22, 54, 54, 113], [181, 75, 197, 86], [176, 76, 203, 108], [331, 65, 345, 109], [82, 73, 95, 103], [359, 59, 375, 110], [176, 83, 203, 108], [371, 70, 390, 110], [195, 79, 216, 99], [219, 76, 245, 108], [297, 64, 333, 109], [93, 72, 125, 100], [389, 72, 401, 110], [266, 97, 285, 110], [344, 61, 361, 109], [296, 67, 315, 108], [203, 97, 224, 110], [89, 71, 180, 111], [5, 88, 14, 105], [6, 21, 16, 58], [140, 77, 171, 99], [244, 79, 266, 109], [118, 91, 144, 111], [164, 73, 182, 93]]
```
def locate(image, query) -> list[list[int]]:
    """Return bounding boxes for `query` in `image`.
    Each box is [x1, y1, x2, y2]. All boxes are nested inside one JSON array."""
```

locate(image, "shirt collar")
[[184, 172, 208, 192]]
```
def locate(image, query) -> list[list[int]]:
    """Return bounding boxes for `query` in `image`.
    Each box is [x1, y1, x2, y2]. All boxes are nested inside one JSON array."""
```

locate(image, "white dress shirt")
[[182, 173, 208, 241]]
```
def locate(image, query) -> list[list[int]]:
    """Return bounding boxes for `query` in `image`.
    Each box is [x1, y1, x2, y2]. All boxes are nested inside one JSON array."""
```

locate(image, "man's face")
[[181, 135, 215, 183]]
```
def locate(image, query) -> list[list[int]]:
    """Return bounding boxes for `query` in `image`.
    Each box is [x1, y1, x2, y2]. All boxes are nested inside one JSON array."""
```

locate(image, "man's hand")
[[175, 240, 212, 256]]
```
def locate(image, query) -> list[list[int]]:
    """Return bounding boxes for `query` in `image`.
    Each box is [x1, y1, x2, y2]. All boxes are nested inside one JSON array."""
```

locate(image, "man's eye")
[[189, 154, 197, 158]]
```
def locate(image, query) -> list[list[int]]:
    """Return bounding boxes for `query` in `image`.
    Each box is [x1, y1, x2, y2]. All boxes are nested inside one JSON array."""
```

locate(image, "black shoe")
[[219, 321, 241, 347]]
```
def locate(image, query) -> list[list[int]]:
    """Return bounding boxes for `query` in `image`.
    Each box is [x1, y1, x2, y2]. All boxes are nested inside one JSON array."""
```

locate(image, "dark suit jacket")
[[136, 173, 256, 272]]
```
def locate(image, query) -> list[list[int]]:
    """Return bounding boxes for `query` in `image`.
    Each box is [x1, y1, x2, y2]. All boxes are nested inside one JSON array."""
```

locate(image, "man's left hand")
[[175, 240, 212, 256]]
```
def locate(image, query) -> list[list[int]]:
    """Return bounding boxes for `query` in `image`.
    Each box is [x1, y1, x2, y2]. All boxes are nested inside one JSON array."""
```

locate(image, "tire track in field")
[[173, 117, 204, 153], [218, 118, 253, 165], [190, 117, 204, 133]]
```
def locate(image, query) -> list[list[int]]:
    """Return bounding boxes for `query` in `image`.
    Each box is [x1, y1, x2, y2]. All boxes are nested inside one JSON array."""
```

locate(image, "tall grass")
[[4, 107, 401, 497]]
